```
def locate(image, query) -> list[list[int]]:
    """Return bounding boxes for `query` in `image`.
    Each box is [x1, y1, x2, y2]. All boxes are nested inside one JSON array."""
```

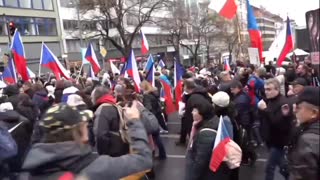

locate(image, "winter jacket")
[[185, 118, 232, 180], [32, 90, 50, 117], [0, 110, 32, 172], [288, 120, 319, 180], [219, 80, 233, 96], [247, 75, 265, 107], [142, 91, 163, 123], [259, 94, 294, 148], [21, 120, 152, 180], [233, 91, 251, 127], [93, 94, 129, 156]]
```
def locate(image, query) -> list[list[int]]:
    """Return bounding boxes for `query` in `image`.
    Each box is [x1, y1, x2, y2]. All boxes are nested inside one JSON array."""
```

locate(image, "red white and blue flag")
[[209, 116, 232, 172], [246, 0, 263, 63], [126, 50, 141, 93], [146, 62, 155, 86], [40, 43, 70, 80], [174, 59, 185, 110], [141, 29, 149, 55], [88, 65, 96, 79], [158, 59, 166, 68], [85, 43, 101, 74], [224, 58, 231, 71], [2, 59, 17, 84], [159, 75, 176, 115], [144, 54, 154, 74], [208, 0, 238, 20], [277, 17, 294, 67], [11, 29, 29, 81], [27, 67, 35, 79]]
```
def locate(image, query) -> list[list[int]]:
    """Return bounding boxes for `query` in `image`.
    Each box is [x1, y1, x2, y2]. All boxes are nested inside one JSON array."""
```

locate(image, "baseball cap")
[[290, 78, 308, 86], [212, 91, 230, 108], [297, 86, 320, 107], [40, 103, 93, 134]]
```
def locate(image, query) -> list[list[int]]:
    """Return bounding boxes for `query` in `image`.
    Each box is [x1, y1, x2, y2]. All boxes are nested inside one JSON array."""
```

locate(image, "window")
[[4, 0, 18, 7], [32, 0, 43, 9], [17, 18, 37, 35], [60, 0, 75, 8], [46, 18, 57, 35], [19, 0, 31, 8], [0, 0, 3, 6], [0, 18, 6, 36], [63, 20, 78, 30], [43, 0, 53, 10]]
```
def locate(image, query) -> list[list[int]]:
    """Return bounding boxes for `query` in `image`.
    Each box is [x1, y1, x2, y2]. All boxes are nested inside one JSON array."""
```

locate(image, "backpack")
[[95, 103, 129, 156], [136, 102, 160, 134], [0, 124, 19, 161]]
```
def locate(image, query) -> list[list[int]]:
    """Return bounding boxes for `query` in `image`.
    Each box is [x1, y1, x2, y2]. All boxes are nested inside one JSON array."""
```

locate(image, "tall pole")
[[3, 13, 11, 45]]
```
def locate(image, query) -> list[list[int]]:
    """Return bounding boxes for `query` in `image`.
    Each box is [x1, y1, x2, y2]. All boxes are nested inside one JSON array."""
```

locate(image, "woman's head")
[[192, 101, 215, 124], [140, 80, 156, 94]]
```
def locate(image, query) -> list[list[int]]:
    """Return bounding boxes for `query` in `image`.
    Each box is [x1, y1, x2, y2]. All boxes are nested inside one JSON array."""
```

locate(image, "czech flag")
[[146, 62, 155, 86], [246, 0, 263, 63], [277, 17, 294, 67], [110, 60, 120, 75], [144, 54, 154, 74], [224, 57, 231, 71], [27, 67, 36, 79], [158, 59, 166, 69], [141, 29, 149, 55], [2, 59, 17, 84], [209, 116, 232, 172], [11, 29, 29, 82], [126, 50, 141, 93], [159, 75, 176, 115], [85, 43, 101, 74], [174, 60, 185, 110], [208, 0, 238, 20], [40, 43, 70, 80]]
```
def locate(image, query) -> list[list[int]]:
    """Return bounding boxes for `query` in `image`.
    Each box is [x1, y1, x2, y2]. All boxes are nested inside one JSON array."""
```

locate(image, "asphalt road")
[[153, 113, 284, 180]]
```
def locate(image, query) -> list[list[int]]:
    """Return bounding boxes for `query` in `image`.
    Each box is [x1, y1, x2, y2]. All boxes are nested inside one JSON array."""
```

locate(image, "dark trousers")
[[157, 113, 168, 131], [179, 116, 192, 144], [152, 132, 166, 158], [265, 147, 289, 180]]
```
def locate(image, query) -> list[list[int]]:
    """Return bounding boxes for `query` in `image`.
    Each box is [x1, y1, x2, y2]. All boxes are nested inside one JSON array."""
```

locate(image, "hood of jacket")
[[22, 141, 92, 172], [96, 94, 117, 105], [189, 86, 212, 103], [34, 90, 48, 98], [0, 110, 20, 123]]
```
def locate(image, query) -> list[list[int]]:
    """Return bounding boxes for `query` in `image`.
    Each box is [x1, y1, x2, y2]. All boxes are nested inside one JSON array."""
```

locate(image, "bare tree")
[[79, 0, 170, 59]]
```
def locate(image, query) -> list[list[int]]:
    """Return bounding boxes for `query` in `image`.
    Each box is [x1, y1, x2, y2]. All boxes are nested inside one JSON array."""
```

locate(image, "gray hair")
[[265, 78, 281, 90], [91, 86, 111, 104]]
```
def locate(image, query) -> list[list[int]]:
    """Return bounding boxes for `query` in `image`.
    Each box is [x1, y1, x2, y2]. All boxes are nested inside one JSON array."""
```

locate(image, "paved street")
[[153, 113, 284, 180]]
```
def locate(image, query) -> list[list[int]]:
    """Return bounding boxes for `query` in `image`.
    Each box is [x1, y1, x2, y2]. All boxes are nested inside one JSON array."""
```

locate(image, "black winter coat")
[[259, 95, 294, 148], [142, 91, 163, 123], [288, 120, 319, 180], [233, 91, 251, 127], [185, 118, 232, 180], [0, 110, 32, 172]]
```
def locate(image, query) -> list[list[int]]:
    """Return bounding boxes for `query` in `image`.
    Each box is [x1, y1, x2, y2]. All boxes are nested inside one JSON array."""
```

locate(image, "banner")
[[306, 9, 320, 64], [248, 48, 260, 66]]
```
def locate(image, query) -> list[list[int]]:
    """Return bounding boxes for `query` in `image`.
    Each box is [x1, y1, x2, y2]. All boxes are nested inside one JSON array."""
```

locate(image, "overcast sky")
[[251, 0, 319, 26]]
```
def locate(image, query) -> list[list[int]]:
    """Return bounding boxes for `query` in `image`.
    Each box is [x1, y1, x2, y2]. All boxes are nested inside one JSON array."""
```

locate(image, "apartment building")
[[0, 0, 64, 72]]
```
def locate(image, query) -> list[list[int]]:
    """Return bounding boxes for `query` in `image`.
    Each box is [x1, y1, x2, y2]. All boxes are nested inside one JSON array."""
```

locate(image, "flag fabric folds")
[[146, 63, 155, 86], [85, 43, 101, 74], [110, 60, 120, 75], [158, 59, 166, 69], [88, 65, 96, 79], [11, 29, 29, 81], [2, 59, 17, 84], [208, 0, 238, 20], [40, 43, 70, 80], [277, 17, 294, 67], [141, 30, 149, 55], [126, 50, 141, 93], [144, 54, 154, 73], [174, 60, 185, 110], [209, 116, 232, 172], [224, 58, 231, 71], [246, 0, 263, 63], [159, 75, 176, 115], [27, 67, 36, 79]]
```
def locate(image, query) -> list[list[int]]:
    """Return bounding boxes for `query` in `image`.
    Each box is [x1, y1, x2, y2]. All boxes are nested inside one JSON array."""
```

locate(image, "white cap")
[[0, 102, 14, 112], [66, 94, 86, 107], [212, 91, 230, 108]]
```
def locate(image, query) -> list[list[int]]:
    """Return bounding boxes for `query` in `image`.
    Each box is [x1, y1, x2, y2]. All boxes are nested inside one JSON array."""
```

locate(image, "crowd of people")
[[0, 59, 319, 180]]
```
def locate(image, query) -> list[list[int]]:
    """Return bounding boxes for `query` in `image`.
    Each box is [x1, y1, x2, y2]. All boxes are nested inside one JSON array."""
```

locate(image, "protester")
[[20, 102, 152, 179], [288, 86, 319, 180], [258, 78, 294, 180]]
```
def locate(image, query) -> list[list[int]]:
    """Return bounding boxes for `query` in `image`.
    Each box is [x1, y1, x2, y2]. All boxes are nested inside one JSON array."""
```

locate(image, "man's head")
[[91, 86, 111, 104], [219, 71, 231, 82], [183, 78, 196, 94], [296, 64, 308, 76], [264, 78, 280, 99], [291, 78, 307, 95], [255, 67, 267, 78], [295, 87, 319, 124], [40, 104, 93, 144], [230, 80, 243, 96]]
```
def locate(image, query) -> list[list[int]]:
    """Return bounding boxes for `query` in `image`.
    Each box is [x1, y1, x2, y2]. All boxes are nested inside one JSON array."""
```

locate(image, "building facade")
[[0, 0, 64, 72]]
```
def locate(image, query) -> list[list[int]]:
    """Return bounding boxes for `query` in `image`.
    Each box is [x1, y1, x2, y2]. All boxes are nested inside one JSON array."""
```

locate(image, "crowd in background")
[[0, 58, 319, 180]]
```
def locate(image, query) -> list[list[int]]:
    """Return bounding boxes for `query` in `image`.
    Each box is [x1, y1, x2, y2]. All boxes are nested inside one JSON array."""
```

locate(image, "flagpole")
[[38, 42, 44, 77], [76, 63, 84, 83]]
